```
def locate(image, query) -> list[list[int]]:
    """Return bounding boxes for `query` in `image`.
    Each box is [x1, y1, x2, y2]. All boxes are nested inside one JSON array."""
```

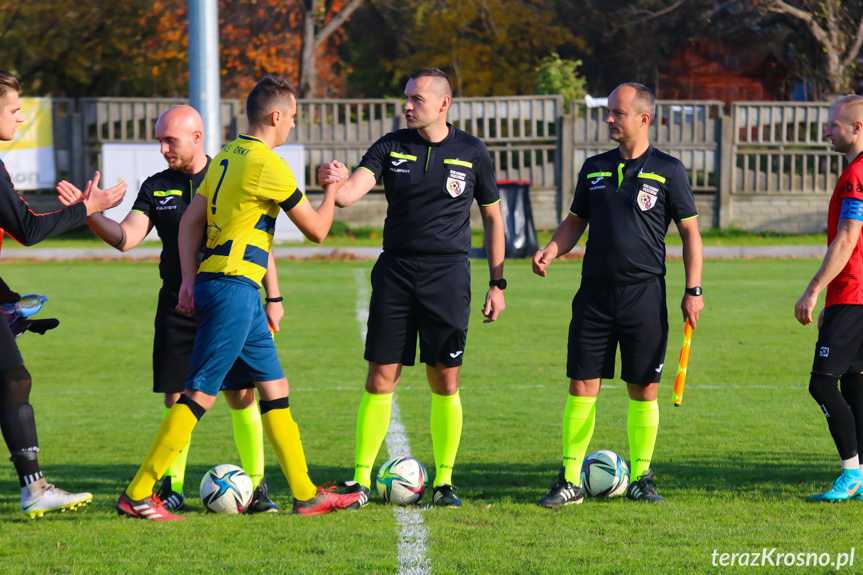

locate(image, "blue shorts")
[[186, 277, 284, 396]]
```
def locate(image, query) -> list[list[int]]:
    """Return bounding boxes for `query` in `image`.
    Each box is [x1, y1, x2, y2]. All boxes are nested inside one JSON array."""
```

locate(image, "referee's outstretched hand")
[[482, 287, 505, 323]]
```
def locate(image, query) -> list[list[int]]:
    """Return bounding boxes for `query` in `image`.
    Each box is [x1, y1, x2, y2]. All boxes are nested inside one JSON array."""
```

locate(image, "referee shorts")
[[152, 287, 198, 394], [567, 277, 668, 385], [365, 252, 471, 368], [185, 277, 283, 396], [812, 304, 863, 375]]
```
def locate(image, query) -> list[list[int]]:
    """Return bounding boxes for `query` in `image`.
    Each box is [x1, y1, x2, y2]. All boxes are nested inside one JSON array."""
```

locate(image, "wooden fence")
[[46, 96, 839, 231]]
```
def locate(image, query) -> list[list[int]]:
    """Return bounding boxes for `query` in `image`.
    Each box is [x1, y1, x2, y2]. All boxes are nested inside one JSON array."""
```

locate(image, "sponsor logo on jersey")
[[159, 197, 174, 205], [591, 177, 604, 185], [390, 167, 411, 174], [820, 346, 830, 357], [391, 159, 408, 166]]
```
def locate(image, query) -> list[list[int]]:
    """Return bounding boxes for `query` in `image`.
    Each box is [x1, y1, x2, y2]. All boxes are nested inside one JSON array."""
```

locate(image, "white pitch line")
[[354, 268, 430, 575]]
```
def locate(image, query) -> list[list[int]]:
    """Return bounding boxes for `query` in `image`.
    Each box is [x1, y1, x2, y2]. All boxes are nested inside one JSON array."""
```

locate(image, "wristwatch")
[[489, 278, 507, 290], [684, 286, 702, 297]]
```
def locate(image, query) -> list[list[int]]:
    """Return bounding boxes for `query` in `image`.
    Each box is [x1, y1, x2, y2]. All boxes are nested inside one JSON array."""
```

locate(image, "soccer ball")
[[580, 450, 630, 498], [376, 456, 428, 506], [200, 464, 254, 513]]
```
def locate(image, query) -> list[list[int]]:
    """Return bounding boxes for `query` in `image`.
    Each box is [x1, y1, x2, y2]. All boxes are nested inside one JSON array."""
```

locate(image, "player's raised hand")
[[82, 171, 127, 215], [176, 281, 196, 317], [532, 247, 556, 277], [56, 180, 85, 207], [482, 286, 505, 323]]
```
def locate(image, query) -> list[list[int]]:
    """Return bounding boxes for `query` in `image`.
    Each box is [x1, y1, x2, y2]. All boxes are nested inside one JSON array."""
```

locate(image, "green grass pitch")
[[0, 257, 859, 574]]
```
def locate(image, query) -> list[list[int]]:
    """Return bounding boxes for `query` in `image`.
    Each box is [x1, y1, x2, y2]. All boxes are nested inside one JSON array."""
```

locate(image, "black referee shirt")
[[570, 145, 697, 285], [358, 124, 499, 255], [131, 158, 210, 291]]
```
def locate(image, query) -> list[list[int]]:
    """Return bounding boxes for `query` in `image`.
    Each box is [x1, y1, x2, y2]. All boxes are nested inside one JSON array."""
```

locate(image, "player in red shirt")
[[796, 94, 863, 501]]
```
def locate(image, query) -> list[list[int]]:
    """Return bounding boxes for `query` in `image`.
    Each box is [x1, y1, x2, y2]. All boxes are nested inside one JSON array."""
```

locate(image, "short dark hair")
[[246, 75, 298, 126], [0, 70, 20, 99], [620, 82, 656, 121], [409, 68, 452, 98]]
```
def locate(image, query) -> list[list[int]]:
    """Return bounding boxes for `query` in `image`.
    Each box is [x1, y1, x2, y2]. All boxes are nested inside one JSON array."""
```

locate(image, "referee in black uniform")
[[533, 83, 704, 507], [318, 68, 505, 508], [57, 105, 279, 513]]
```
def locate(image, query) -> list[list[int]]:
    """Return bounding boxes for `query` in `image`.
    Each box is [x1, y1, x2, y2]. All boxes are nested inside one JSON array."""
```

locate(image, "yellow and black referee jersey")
[[196, 134, 306, 288]]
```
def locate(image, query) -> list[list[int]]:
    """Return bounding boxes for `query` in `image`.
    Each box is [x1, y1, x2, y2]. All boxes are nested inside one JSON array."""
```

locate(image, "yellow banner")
[[0, 97, 53, 151], [0, 97, 56, 190]]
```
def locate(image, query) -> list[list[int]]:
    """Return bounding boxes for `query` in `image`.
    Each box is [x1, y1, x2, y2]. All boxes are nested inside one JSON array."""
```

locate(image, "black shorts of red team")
[[567, 276, 668, 385], [152, 286, 255, 394], [812, 304, 863, 376], [364, 252, 470, 368]]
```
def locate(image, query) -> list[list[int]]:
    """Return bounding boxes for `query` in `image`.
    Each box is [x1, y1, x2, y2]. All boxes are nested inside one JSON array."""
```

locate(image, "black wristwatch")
[[489, 278, 507, 290], [684, 286, 702, 297]]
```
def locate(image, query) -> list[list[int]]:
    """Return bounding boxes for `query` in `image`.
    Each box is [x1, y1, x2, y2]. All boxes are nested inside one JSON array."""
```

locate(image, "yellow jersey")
[[196, 134, 305, 287]]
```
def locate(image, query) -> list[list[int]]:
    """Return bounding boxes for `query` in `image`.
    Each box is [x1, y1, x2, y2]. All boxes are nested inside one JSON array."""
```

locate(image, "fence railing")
[[44, 96, 839, 229]]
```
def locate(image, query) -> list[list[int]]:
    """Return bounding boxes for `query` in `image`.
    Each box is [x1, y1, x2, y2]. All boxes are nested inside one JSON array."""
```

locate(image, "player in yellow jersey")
[[115, 75, 360, 520]]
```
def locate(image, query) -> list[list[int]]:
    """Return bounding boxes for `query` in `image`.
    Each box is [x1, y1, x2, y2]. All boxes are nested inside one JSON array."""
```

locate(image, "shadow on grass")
[[0, 451, 842, 513]]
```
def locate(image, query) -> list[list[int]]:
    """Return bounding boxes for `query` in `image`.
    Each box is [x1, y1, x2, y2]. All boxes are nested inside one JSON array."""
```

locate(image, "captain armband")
[[840, 197, 863, 223]]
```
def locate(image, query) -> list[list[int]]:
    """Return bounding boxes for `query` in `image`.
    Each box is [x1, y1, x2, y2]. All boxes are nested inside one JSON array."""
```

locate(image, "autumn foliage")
[[129, 0, 347, 98]]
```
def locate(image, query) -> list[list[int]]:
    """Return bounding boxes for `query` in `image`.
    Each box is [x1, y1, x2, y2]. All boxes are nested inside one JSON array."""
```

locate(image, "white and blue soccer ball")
[[376, 456, 428, 506], [580, 450, 630, 498], [200, 464, 254, 514]]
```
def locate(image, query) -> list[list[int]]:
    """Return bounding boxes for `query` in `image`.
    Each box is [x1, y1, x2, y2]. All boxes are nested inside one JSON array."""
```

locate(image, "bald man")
[[533, 83, 703, 507], [318, 68, 506, 508], [795, 95, 863, 501], [57, 105, 280, 513]]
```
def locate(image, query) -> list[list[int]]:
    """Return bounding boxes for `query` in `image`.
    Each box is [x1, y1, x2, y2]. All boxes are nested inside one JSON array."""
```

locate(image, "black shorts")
[[0, 318, 23, 372], [567, 277, 668, 385], [153, 287, 198, 394], [812, 304, 863, 375], [365, 252, 471, 368]]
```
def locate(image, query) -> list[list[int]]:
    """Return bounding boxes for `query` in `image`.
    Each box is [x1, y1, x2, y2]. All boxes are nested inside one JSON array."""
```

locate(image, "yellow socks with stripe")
[[430, 391, 462, 487], [259, 398, 317, 501], [354, 391, 393, 488], [161, 406, 190, 493], [562, 395, 596, 484], [126, 400, 201, 501], [627, 398, 659, 481], [231, 403, 265, 489]]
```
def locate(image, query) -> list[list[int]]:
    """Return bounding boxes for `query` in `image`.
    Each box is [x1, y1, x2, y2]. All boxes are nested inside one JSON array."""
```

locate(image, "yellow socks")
[[562, 395, 596, 485], [260, 403, 317, 501], [231, 403, 265, 489], [353, 391, 393, 488], [430, 391, 462, 487], [627, 399, 659, 481], [126, 402, 199, 501]]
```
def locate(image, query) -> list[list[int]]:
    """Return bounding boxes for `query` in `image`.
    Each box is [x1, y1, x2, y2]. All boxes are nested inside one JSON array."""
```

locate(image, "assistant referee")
[[318, 68, 506, 508], [533, 83, 704, 507]]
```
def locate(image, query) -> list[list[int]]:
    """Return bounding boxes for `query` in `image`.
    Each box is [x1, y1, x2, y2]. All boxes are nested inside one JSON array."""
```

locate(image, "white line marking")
[[354, 268, 430, 575]]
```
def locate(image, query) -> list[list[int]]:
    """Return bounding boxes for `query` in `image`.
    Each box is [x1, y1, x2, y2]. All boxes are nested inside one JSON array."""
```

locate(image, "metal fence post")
[[718, 113, 733, 229]]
